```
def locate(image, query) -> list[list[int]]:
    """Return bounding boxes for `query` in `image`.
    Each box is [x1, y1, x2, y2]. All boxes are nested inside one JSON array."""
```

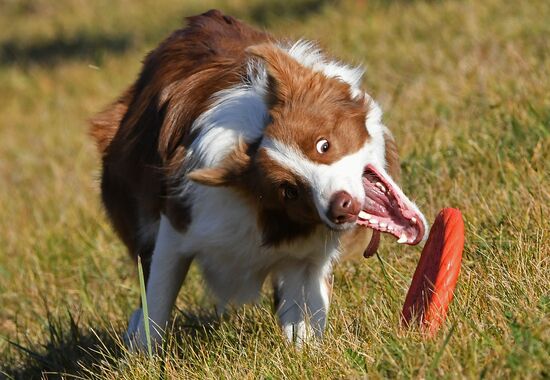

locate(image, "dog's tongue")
[[358, 164, 425, 255], [363, 230, 381, 258]]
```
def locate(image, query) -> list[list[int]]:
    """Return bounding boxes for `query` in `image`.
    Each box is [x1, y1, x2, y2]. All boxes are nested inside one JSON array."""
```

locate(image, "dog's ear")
[[89, 86, 134, 155], [246, 44, 302, 107], [187, 138, 255, 187]]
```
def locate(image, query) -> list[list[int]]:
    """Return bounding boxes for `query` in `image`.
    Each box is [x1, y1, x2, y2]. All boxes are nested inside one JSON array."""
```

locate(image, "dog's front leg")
[[126, 215, 192, 352], [273, 262, 332, 346]]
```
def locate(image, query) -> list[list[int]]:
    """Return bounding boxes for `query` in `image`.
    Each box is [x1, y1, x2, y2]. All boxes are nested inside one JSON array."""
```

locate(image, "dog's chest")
[[178, 186, 337, 306]]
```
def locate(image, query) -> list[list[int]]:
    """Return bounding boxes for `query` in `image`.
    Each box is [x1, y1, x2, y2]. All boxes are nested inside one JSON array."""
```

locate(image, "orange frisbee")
[[401, 208, 464, 336]]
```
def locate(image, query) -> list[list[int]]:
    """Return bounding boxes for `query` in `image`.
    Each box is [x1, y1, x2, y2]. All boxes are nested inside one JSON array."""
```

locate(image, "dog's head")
[[189, 43, 427, 246]]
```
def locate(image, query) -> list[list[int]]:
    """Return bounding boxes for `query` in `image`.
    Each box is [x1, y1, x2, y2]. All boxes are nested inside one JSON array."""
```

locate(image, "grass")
[[0, 0, 548, 378], [137, 258, 153, 360]]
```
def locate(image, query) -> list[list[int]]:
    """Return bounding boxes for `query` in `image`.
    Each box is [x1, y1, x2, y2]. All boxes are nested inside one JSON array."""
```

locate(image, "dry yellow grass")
[[1, 0, 549, 378]]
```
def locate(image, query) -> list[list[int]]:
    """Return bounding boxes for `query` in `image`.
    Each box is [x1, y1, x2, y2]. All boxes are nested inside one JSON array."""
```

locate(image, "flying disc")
[[401, 208, 464, 336]]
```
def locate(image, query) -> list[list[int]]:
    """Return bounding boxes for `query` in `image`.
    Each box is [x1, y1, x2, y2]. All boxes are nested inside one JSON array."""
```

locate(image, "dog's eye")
[[280, 183, 298, 200], [316, 139, 329, 154]]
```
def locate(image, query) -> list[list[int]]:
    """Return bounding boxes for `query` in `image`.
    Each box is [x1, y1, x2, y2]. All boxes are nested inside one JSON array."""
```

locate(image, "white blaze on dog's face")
[[189, 44, 428, 246], [251, 44, 428, 244]]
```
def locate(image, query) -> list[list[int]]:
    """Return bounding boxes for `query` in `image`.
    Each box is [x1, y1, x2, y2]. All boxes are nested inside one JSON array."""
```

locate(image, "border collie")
[[90, 10, 427, 348]]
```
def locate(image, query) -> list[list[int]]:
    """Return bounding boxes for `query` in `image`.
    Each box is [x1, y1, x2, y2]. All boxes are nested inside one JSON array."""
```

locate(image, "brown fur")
[[248, 44, 370, 165], [187, 43, 374, 246], [90, 10, 271, 282], [90, 10, 393, 288], [89, 86, 135, 155], [188, 138, 320, 246]]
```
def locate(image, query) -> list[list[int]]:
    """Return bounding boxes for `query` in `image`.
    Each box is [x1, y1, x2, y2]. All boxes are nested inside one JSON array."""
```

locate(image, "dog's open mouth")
[[358, 164, 426, 255]]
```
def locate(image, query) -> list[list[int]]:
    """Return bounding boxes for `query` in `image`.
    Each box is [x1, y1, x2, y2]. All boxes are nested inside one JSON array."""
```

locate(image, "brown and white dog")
[[90, 10, 427, 348]]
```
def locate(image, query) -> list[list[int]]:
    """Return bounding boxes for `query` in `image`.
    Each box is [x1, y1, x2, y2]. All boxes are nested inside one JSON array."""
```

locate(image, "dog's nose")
[[327, 191, 361, 224]]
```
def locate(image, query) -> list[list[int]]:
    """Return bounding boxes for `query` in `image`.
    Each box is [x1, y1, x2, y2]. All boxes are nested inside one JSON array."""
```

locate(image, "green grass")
[[1, 0, 549, 378], [137, 258, 153, 360]]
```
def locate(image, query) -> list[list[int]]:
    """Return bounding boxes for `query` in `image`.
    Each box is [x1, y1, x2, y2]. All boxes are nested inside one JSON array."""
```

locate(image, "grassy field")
[[1, 0, 549, 378]]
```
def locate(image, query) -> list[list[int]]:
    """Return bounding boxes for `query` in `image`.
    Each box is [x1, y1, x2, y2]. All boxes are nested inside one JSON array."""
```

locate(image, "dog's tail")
[[89, 86, 134, 155]]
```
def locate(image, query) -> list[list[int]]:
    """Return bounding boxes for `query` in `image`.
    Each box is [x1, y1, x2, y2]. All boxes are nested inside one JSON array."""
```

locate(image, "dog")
[[90, 10, 428, 348]]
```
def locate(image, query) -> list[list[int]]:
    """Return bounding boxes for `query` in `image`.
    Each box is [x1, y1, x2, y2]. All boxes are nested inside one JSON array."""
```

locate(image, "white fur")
[[185, 41, 367, 174], [259, 102, 389, 230], [284, 40, 365, 99], [125, 40, 424, 349], [183, 183, 339, 307], [274, 260, 332, 345], [188, 85, 269, 168], [128, 201, 340, 348], [127, 215, 193, 349]]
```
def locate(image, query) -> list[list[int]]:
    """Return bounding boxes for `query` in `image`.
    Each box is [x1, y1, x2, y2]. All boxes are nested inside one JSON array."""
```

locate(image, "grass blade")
[[427, 322, 457, 378], [137, 256, 153, 359]]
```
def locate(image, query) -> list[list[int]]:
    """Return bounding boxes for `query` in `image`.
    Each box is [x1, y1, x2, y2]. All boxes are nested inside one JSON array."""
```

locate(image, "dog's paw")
[[282, 321, 317, 348], [123, 308, 143, 351], [123, 308, 161, 353], [123, 308, 167, 354], [127, 308, 142, 335]]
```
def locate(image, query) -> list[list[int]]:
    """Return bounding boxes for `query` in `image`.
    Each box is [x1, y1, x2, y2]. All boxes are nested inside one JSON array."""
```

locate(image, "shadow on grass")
[[0, 0, 329, 68], [0, 0, 342, 68], [0, 31, 133, 67], [246, 0, 336, 26], [1, 310, 122, 379], [1, 308, 222, 379], [0, 0, 439, 68], [245, 0, 441, 26]]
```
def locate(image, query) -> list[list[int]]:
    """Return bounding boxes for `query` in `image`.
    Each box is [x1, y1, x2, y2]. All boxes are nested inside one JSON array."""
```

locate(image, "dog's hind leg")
[[126, 215, 192, 351]]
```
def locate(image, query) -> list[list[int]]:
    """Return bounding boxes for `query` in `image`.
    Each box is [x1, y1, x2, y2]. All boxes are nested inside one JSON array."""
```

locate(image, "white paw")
[[124, 308, 144, 351], [123, 308, 161, 353], [282, 321, 314, 347], [127, 308, 142, 335]]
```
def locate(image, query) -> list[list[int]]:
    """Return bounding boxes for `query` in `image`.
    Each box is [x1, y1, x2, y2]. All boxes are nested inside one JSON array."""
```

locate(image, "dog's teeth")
[[358, 211, 370, 220], [388, 225, 394, 231], [375, 182, 387, 192], [411, 217, 417, 224], [370, 219, 378, 225], [397, 234, 407, 244], [409, 238, 415, 244], [380, 222, 387, 228]]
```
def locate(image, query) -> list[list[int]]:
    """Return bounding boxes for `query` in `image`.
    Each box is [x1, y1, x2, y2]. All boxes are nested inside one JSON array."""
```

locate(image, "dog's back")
[[90, 10, 271, 281]]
